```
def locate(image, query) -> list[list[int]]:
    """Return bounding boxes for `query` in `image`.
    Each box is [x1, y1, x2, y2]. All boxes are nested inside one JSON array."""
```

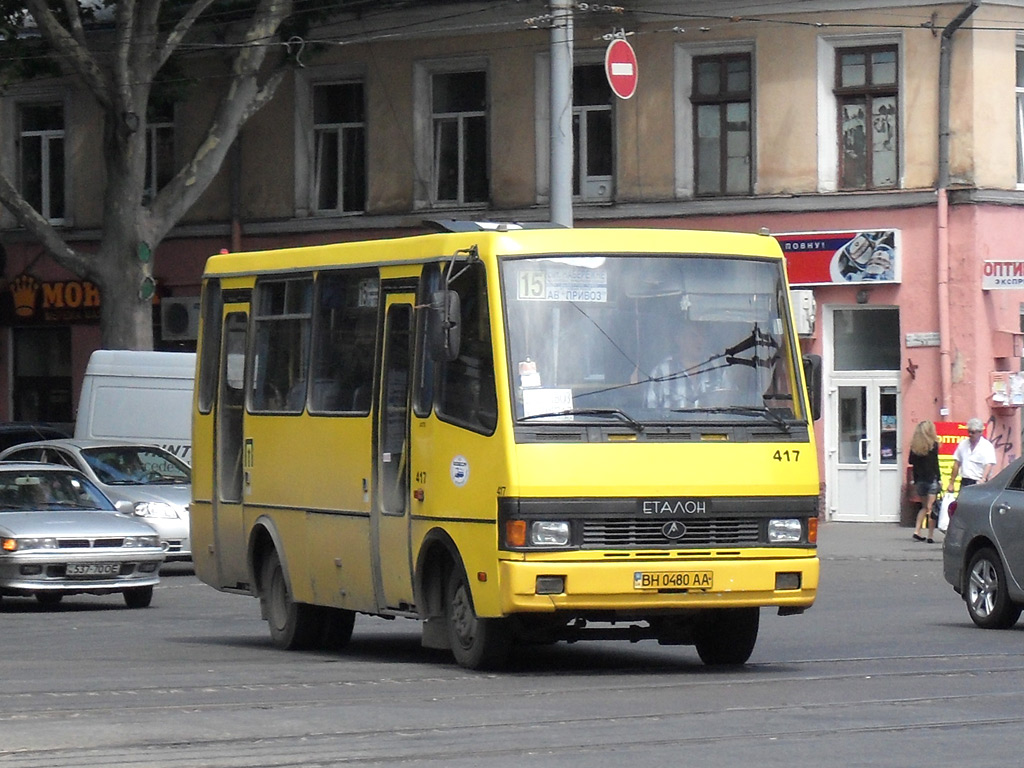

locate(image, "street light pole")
[[550, 0, 573, 227]]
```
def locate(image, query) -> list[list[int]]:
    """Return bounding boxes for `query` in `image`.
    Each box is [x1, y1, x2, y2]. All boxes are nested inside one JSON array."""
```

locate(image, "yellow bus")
[[191, 225, 822, 669]]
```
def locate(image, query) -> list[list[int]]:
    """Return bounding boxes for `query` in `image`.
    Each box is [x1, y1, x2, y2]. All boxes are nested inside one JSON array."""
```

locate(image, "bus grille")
[[581, 518, 761, 548]]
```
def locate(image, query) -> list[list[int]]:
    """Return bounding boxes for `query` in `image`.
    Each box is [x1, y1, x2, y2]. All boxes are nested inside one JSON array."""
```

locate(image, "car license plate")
[[634, 571, 713, 589], [66, 562, 120, 576]]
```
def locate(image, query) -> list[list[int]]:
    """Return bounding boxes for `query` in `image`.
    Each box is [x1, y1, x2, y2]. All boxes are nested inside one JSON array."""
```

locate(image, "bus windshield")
[[501, 254, 802, 427]]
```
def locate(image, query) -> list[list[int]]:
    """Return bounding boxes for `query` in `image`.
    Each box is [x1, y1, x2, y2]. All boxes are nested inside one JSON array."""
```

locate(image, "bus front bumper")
[[497, 553, 818, 615]]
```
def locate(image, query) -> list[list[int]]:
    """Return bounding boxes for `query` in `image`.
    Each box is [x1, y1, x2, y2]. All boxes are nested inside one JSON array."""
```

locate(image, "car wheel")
[[965, 547, 1023, 629], [445, 567, 511, 670], [694, 607, 760, 666], [35, 592, 64, 607], [261, 549, 320, 650], [124, 585, 154, 609]]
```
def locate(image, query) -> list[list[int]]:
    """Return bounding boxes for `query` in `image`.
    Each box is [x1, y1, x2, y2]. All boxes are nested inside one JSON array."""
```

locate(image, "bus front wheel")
[[694, 607, 759, 666], [445, 568, 511, 670], [261, 549, 319, 650]]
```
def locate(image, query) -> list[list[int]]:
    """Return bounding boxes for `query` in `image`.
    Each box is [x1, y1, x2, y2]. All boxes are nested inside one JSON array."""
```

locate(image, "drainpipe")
[[937, 0, 980, 417]]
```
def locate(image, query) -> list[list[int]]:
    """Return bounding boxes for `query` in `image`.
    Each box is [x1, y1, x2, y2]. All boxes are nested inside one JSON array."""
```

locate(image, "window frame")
[[17, 101, 67, 224], [572, 63, 614, 202], [1016, 45, 1024, 186], [310, 81, 367, 214], [293, 65, 366, 218], [144, 103, 175, 205], [834, 44, 899, 191], [413, 57, 490, 209], [816, 35, 902, 193], [247, 277, 314, 415], [674, 41, 755, 200], [690, 51, 753, 197]]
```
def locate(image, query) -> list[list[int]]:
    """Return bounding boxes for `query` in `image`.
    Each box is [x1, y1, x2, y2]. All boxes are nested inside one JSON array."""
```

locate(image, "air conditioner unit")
[[160, 297, 201, 341], [790, 289, 816, 336]]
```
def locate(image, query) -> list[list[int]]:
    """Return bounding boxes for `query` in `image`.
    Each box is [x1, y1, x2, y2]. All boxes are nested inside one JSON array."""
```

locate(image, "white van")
[[74, 350, 196, 463]]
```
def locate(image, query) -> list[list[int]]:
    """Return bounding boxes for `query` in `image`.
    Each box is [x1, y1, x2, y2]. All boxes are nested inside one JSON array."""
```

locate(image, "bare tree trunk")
[[94, 242, 156, 350]]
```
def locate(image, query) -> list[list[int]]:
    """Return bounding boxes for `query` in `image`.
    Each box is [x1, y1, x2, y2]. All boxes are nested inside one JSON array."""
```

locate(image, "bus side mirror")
[[429, 290, 461, 362], [802, 353, 822, 421]]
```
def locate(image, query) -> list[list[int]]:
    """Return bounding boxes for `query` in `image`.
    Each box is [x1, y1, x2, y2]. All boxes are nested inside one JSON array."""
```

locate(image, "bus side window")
[[249, 278, 313, 414], [310, 269, 378, 415], [435, 262, 497, 434]]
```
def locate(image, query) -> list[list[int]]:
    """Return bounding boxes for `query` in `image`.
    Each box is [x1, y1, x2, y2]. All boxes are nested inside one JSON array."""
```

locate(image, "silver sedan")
[[942, 456, 1024, 629], [0, 439, 192, 561], [0, 463, 164, 608]]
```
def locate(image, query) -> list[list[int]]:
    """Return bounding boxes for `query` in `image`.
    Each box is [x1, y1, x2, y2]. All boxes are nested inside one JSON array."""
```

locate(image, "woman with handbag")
[[908, 420, 941, 543]]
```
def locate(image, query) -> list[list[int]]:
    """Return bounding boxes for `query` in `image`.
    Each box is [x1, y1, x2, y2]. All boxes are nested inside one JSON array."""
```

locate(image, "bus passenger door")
[[213, 311, 250, 588], [372, 294, 415, 611]]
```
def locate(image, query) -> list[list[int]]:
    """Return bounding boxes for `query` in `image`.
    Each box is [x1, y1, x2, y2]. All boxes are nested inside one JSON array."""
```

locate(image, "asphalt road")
[[2, 522, 1022, 768]]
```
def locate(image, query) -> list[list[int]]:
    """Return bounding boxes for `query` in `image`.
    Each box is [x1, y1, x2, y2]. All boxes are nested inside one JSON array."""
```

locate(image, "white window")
[[293, 66, 366, 217], [573, 64, 613, 201], [311, 82, 366, 213], [144, 104, 174, 204], [19, 102, 65, 222], [414, 58, 489, 208]]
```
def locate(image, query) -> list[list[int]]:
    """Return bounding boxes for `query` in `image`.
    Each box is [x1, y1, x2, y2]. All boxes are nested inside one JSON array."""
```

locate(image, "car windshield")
[[81, 447, 191, 486], [0, 470, 114, 511], [501, 254, 803, 429]]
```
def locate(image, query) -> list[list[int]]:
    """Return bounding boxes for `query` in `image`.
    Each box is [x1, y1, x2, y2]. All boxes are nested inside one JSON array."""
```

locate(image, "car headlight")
[[2, 537, 58, 552], [133, 502, 180, 519], [122, 535, 161, 548], [767, 518, 804, 544]]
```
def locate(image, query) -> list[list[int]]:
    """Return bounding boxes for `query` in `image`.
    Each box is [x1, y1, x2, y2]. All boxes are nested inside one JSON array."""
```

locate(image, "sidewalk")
[[817, 520, 945, 561]]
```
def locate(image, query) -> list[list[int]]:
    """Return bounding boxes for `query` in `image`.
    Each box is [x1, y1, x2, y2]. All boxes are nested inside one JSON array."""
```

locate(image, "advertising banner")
[[777, 230, 899, 285], [936, 421, 973, 492]]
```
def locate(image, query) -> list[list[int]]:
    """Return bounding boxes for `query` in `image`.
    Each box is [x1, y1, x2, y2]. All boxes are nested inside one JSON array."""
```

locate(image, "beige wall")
[[9, 2, 1024, 232]]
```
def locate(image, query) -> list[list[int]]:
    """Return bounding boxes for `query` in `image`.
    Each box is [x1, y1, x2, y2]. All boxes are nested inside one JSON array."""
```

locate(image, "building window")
[[691, 53, 751, 196], [19, 103, 65, 222], [312, 82, 366, 213], [1016, 48, 1024, 185], [431, 70, 488, 205], [573, 64, 613, 200], [836, 46, 898, 190], [144, 103, 174, 204]]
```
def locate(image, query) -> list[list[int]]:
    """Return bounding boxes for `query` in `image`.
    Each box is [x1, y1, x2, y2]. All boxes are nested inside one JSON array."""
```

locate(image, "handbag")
[[936, 493, 954, 533]]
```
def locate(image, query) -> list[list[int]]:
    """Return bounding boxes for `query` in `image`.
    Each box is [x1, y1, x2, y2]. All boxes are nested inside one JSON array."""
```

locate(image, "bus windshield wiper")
[[519, 407, 644, 433], [670, 406, 791, 433]]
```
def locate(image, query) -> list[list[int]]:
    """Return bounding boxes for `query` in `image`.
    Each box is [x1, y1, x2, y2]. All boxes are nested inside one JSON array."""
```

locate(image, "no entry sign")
[[605, 38, 638, 99]]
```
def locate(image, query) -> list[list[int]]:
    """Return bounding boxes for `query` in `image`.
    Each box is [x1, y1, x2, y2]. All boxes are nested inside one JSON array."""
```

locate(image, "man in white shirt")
[[946, 417, 997, 493]]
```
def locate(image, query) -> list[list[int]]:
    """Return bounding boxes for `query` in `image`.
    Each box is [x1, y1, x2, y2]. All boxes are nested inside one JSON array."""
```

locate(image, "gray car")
[[943, 456, 1024, 629], [0, 439, 192, 561], [0, 463, 164, 608]]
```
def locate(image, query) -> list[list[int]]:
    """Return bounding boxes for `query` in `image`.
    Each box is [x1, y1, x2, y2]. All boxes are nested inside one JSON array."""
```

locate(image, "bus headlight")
[[768, 518, 803, 544], [530, 521, 570, 547]]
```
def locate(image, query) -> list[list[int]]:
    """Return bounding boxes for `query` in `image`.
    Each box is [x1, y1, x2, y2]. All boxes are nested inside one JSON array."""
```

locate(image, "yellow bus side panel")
[[243, 414, 375, 609]]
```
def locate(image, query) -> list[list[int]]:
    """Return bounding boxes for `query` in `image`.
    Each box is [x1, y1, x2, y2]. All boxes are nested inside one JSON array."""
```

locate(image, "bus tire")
[[261, 549, 319, 650], [445, 568, 511, 670], [694, 607, 759, 666], [317, 606, 356, 649]]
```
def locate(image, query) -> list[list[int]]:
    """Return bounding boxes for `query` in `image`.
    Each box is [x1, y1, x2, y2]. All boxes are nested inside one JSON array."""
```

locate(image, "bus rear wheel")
[[445, 568, 511, 670], [694, 607, 759, 666], [261, 549, 319, 650]]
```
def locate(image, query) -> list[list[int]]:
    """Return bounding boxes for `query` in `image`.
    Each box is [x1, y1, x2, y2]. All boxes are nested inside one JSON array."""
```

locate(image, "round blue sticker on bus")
[[450, 455, 469, 487]]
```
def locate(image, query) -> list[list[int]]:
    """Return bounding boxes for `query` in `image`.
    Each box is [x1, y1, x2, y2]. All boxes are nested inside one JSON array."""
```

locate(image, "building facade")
[[2, 0, 1023, 522]]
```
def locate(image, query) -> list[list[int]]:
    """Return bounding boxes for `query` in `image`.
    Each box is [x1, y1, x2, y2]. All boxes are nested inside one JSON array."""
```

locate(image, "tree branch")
[[24, 0, 112, 111], [155, 0, 219, 72], [0, 173, 93, 278]]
